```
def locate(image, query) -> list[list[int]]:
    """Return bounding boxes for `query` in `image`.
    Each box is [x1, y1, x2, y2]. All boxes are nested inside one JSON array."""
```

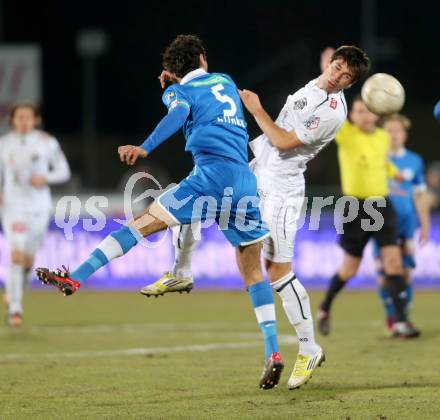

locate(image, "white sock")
[[171, 224, 197, 279], [6, 264, 25, 315], [272, 272, 321, 356]]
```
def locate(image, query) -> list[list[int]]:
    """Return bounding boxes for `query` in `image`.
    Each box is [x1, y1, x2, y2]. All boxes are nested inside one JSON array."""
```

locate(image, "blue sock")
[[248, 281, 279, 359], [378, 286, 395, 318], [71, 226, 142, 283], [405, 283, 413, 315]]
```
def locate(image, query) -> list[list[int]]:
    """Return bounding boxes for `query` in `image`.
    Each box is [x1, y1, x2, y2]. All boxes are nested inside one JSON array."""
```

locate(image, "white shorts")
[[258, 187, 305, 263], [2, 209, 50, 256], [251, 161, 305, 263]]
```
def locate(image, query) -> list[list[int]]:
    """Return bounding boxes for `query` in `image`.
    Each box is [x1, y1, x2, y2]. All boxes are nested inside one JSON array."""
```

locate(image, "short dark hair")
[[331, 46, 370, 82], [162, 34, 207, 78], [350, 94, 370, 112], [352, 93, 364, 105], [8, 100, 42, 128]]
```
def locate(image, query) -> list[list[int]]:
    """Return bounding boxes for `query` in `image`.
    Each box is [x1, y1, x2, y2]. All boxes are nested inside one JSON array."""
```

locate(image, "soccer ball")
[[361, 73, 405, 116]]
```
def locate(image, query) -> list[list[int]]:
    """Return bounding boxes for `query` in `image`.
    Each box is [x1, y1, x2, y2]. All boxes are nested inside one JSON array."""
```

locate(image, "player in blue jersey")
[[374, 114, 430, 335], [36, 35, 284, 389]]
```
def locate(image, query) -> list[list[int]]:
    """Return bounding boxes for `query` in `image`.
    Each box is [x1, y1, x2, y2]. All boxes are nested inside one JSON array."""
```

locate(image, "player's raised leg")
[[36, 201, 173, 295], [140, 223, 198, 297]]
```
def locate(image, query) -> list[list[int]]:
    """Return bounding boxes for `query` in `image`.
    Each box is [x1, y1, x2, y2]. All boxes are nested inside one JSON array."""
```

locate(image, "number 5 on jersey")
[[211, 84, 237, 117]]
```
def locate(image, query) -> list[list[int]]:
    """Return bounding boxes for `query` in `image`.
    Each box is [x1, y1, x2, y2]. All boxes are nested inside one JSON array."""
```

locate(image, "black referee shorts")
[[339, 197, 399, 258]]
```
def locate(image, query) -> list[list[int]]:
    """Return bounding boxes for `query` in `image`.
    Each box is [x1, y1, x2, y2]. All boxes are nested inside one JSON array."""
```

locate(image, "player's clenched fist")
[[118, 145, 148, 166], [238, 89, 263, 116], [158, 70, 179, 89]]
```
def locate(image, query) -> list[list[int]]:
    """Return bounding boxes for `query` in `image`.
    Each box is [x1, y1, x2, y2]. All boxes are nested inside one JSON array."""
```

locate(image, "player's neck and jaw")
[[317, 59, 354, 94], [389, 146, 406, 157]]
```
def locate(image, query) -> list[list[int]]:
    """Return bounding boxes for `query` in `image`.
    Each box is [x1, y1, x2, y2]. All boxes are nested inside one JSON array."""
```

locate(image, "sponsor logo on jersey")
[[12, 222, 27, 233], [330, 98, 337, 109], [294, 97, 307, 110], [189, 75, 230, 87], [305, 116, 320, 130], [401, 168, 414, 181], [169, 99, 189, 111]]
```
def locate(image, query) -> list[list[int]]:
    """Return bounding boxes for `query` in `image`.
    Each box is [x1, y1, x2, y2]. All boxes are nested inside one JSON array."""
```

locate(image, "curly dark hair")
[[331, 46, 370, 82], [162, 34, 207, 78]]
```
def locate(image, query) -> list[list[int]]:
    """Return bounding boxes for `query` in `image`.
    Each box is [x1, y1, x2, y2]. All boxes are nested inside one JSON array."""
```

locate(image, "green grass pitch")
[[0, 289, 439, 419]]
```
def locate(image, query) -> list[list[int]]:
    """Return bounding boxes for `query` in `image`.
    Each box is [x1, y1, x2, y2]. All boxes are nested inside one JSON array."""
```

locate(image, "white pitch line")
[[0, 335, 297, 361], [0, 319, 391, 337], [0, 325, 256, 337], [0, 322, 258, 336]]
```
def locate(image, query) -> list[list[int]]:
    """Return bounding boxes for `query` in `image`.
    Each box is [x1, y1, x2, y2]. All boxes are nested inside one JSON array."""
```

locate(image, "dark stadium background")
[[3, 0, 440, 190]]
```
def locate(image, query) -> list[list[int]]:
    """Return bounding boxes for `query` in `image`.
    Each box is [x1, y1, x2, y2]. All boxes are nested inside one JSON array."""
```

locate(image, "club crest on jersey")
[[165, 91, 175, 105], [305, 116, 320, 130], [329, 98, 337, 109], [293, 97, 307, 110], [401, 168, 414, 181]]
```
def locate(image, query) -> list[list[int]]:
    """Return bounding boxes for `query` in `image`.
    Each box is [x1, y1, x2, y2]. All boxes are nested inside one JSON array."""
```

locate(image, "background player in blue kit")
[[374, 114, 431, 335], [36, 34, 284, 389]]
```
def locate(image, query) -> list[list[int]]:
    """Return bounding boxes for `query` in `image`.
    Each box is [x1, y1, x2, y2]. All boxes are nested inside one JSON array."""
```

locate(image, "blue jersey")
[[388, 148, 426, 235], [162, 69, 248, 165]]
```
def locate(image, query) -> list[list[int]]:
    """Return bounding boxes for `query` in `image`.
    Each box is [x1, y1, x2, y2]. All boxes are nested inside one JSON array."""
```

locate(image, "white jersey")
[[250, 78, 347, 193], [0, 129, 71, 213]]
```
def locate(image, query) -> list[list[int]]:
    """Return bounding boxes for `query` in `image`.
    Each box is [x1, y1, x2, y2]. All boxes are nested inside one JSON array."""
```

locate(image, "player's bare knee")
[[338, 253, 361, 280], [11, 250, 26, 266], [383, 255, 403, 275], [338, 265, 357, 281], [266, 262, 291, 283], [129, 203, 170, 236], [236, 243, 263, 286], [338, 260, 359, 280]]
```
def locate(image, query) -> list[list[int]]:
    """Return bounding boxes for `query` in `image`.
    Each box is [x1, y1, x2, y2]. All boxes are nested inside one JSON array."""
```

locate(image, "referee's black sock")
[[384, 274, 408, 323], [320, 274, 347, 312]]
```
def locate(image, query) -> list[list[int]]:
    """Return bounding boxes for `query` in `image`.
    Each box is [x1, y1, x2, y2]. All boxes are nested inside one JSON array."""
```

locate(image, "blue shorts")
[[157, 157, 269, 247], [372, 210, 417, 268]]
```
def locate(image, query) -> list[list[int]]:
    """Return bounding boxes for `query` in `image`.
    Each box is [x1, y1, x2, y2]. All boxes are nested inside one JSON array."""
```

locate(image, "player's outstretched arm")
[[239, 89, 304, 151], [118, 104, 190, 166]]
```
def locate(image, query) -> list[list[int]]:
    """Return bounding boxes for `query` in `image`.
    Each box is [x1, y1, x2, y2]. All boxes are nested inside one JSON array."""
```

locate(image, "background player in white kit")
[[1, 102, 71, 326], [142, 46, 370, 388]]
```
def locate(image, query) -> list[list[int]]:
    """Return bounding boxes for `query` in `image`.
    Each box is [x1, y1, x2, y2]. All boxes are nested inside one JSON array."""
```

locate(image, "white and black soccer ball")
[[361, 73, 405, 116]]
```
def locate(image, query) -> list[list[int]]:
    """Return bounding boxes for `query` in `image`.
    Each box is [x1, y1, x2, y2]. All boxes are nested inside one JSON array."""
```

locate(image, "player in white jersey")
[[142, 46, 370, 389], [1, 102, 71, 326]]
